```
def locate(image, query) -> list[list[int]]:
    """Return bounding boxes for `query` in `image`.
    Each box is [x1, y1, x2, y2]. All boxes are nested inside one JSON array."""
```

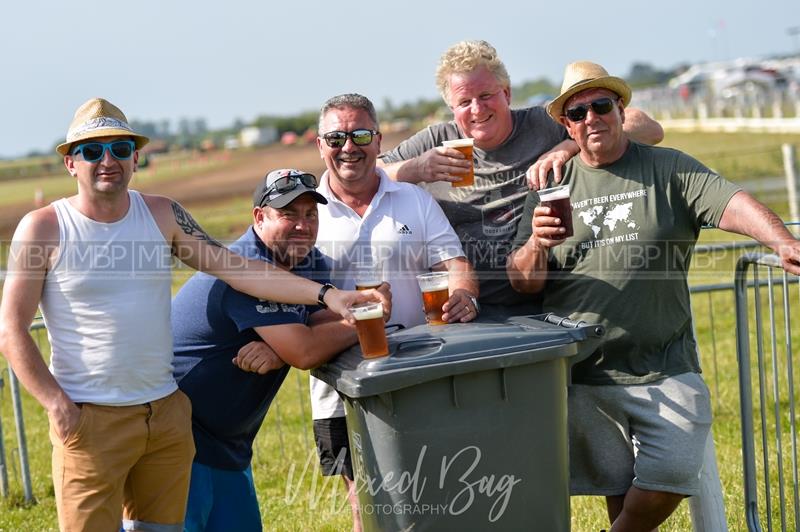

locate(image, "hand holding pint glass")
[[537, 185, 573, 238], [416, 272, 449, 325], [349, 302, 389, 358], [441, 138, 474, 187]]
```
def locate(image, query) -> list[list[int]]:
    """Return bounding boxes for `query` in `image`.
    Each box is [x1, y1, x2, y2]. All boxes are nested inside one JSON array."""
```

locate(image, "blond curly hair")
[[435, 40, 510, 103]]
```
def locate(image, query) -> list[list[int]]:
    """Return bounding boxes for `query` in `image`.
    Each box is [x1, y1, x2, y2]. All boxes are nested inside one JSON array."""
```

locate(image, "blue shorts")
[[184, 462, 261, 532]]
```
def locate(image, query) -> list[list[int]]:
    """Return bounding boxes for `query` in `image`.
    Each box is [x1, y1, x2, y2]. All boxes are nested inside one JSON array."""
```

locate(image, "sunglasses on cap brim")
[[258, 173, 318, 207]]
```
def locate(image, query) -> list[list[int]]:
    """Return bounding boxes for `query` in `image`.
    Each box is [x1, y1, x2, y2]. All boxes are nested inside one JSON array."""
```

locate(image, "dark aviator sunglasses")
[[563, 97, 618, 123], [321, 129, 378, 148], [71, 140, 136, 162], [258, 173, 318, 207]]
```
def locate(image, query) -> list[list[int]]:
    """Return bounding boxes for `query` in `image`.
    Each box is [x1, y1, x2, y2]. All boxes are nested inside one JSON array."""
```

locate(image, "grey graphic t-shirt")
[[380, 106, 569, 305], [512, 142, 742, 384]]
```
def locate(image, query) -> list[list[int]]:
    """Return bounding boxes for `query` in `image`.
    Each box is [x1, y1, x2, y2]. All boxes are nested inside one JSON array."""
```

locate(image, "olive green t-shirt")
[[512, 142, 741, 385]]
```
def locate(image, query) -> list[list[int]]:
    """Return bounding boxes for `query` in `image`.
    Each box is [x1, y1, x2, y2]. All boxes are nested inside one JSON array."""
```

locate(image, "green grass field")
[[1, 131, 800, 530]]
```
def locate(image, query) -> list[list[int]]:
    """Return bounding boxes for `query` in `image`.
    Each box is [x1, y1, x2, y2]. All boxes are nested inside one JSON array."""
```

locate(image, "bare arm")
[[232, 341, 286, 374], [253, 319, 358, 370], [431, 257, 480, 323], [623, 107, 664, 145], [144, 195, 389, 320], [507, 205, 568, 293], [378, 148, 470, 184], [718, 191, 800, 275], [0, 209, 80, 442], [526, 139, 580, 190]]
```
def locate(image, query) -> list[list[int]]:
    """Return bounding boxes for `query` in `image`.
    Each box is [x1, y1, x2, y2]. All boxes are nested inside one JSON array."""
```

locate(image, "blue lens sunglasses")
[[71, 140, 136, 162]]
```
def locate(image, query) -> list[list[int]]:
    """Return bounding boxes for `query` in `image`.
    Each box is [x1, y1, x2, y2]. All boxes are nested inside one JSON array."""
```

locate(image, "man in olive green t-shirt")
[[508, 61, 800, 532]]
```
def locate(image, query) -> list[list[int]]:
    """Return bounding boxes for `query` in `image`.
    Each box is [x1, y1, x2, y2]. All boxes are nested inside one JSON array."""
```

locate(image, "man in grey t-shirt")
[[508, 60, 800, 532], [379, 40, 663, 314]]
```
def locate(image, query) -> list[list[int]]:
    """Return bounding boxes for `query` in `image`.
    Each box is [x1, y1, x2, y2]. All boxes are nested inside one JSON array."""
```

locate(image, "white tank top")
[[41, 191, 176, 405]]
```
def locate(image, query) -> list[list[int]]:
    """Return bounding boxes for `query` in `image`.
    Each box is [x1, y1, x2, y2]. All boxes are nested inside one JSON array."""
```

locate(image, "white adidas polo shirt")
[[311, 168, 465, 419]]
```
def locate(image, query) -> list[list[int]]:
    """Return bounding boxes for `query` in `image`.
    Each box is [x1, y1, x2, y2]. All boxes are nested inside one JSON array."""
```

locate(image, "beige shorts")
[[49, 389, 195, 532]]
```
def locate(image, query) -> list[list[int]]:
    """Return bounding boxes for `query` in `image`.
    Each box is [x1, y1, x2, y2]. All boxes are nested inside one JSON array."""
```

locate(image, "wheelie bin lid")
[[311, 314, 603, 398]]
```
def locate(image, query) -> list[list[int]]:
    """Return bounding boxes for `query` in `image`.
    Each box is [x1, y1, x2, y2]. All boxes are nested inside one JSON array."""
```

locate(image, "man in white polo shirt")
[[312, 93, 479, 530]]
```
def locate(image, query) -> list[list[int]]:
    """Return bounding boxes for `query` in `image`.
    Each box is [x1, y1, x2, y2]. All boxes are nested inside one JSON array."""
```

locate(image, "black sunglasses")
[[71, 140, 136, 162], [321, 129, 378, 148], [564, 97, 618, 122], [258, 173, 318, 207]]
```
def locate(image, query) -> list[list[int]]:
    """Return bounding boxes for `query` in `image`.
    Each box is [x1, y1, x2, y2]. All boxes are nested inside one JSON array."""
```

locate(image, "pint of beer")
[[441, 138, 474, 187], [538, 185, 574, 238], [416, 272, 449, 325], [350, 302, 389, 358], [353, 261, 382, 291]]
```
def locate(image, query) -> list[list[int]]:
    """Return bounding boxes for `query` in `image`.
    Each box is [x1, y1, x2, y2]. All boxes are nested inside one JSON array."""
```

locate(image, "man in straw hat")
[[378, 40, 663, 320], [0, 98, 388, 531], [508, 61, 800, 531]]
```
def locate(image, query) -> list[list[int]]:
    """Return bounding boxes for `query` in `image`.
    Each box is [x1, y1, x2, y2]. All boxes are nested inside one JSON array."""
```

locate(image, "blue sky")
[[2, 0, 797, 158]]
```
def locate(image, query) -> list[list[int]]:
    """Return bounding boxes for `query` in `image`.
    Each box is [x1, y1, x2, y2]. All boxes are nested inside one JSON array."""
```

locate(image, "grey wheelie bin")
[[311, 314, 604, 532]]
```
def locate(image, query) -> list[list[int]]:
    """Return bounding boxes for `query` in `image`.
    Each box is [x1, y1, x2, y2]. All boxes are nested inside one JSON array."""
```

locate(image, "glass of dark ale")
[[538, 185, 573, 238], [349, 302, 388, 358], [415, 272, 449, 325]]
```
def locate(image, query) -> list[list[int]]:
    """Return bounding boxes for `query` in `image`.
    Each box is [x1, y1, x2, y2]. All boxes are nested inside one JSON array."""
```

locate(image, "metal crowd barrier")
[[2, 244, 792, 532], [0, 322, 39, 503], [735, 252, 800, 531]]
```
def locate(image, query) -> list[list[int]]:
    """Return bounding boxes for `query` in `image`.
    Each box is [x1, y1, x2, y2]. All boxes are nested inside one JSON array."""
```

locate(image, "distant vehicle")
[[669, 60, 792, 101], [240, 126, 278, 147]]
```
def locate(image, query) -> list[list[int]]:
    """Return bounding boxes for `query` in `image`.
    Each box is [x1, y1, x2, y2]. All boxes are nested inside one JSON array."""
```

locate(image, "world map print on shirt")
[[572, 188, 647, 250]]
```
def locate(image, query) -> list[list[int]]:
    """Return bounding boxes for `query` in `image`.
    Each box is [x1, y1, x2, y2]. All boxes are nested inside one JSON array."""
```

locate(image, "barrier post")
[[783, 144, 799, 228], [0, 372, 8, 497], [8, 368, 33, 503]]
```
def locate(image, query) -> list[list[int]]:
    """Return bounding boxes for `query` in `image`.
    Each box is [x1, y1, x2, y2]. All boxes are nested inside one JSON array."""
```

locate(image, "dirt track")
[[0, 131, 407, 237]]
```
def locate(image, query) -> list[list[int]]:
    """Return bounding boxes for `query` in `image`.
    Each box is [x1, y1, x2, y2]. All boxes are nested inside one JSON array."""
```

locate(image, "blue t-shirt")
[[172, 227, 329, 470]]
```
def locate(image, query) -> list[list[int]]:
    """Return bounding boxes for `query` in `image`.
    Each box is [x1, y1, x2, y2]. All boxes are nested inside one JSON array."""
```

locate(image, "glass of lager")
[[538, 185, 573, 238], [349, 302, 389, 358], [441, 138, 474, 187], [415, 271, 449, 325], [353, 260, 382, 291]]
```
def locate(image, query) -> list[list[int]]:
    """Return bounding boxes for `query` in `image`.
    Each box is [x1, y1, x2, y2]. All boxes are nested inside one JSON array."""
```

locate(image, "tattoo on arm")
[[171, 202, 223, 247]]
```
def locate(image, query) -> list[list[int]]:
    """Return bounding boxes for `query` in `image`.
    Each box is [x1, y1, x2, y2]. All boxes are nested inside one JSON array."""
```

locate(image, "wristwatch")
[[468, 294, 480, 315], [317, 283, 335, 308]]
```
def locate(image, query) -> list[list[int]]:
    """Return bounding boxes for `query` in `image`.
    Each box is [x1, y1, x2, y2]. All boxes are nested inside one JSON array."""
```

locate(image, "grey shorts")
[[568, 372, 712, 497]]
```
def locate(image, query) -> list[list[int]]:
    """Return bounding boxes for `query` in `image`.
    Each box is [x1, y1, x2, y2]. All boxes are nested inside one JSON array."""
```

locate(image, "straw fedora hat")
[[56, 98, 149, 155], [546, 61, 632, 121]]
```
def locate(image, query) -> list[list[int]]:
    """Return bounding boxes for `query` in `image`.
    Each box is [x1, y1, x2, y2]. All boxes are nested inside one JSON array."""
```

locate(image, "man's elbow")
[[644, 124, 664, 145], [0, 323, 8, 358], [0, 320, 22, 360]]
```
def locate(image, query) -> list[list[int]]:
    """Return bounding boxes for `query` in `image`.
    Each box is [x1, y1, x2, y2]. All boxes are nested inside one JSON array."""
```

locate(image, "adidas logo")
[[397, 224, 412, 235]]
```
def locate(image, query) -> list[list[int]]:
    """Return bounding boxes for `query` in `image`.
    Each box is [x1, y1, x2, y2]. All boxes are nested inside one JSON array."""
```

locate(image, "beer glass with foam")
[[415, 272, 449, 325], [537, 185, 573, 238], [349, 302, 388, 358], [353, 260, 382, 291], [441, 138, 474, 187]]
